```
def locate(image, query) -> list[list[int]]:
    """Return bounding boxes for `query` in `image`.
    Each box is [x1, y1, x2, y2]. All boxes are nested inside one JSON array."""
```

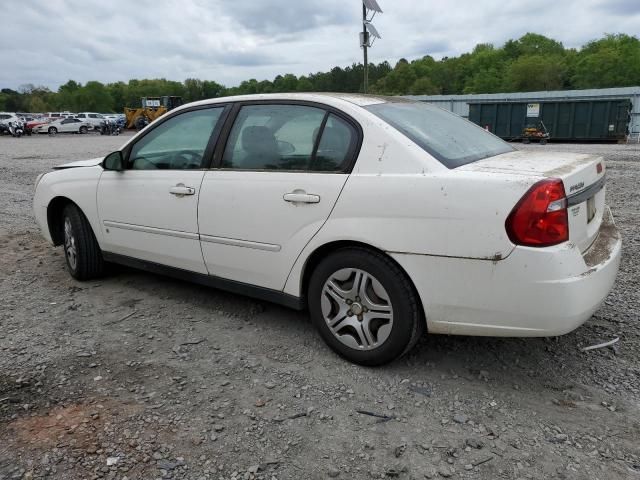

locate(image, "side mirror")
[[103, 151, 124, 171]]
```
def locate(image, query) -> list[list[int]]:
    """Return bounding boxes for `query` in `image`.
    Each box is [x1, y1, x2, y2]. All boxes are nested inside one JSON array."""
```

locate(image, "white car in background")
[[33, 117, 92, 135], [32, 93, 621, 365], [75, 112, 106, 130], [0, 112, 20, 125]]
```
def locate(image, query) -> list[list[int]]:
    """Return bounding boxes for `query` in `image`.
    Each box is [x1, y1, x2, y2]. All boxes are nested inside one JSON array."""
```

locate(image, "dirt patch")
[[8, 399, 141, 449], [584, 219, 621, 267]]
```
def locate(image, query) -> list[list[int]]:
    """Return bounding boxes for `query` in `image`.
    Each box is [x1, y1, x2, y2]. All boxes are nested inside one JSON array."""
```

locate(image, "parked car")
[[0, 112, 28, 136], [75, 112, 106, 130], [32, 93, 621, 365], [0, 112, 19, 123], [33, 117, 92, 135], [26, 117, 52, 132], [45, 112, 75, 119]]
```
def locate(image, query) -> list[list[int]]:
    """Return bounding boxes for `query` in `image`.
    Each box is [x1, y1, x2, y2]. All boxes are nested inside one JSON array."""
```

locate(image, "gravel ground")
[[1, 134, 639, 480]]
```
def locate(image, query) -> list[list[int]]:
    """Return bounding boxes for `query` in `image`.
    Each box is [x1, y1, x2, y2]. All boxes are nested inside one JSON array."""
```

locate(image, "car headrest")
[[242, 126, 278, 155]]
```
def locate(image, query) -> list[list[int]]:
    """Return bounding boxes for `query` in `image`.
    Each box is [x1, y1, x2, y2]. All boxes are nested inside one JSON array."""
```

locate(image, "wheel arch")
[[47, 196, 80, 246], [298, 240, 426, 322]]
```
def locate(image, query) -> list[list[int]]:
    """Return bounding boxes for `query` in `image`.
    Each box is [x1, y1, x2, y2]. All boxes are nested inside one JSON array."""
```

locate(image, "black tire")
[[308, 247, 424, 366], [48, 127, 57, 135], [61, 204, 104, 280], [540, 139, 548, 145], [79, 126, 88, 134]]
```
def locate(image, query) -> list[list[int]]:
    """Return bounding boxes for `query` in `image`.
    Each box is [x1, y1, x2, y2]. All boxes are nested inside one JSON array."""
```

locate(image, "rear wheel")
[[79, 126, 88, 134], [308, 247, 424, 366], [62, 204, 104, 280]]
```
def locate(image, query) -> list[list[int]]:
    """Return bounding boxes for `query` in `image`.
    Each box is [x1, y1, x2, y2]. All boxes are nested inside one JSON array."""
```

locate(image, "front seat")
[[240, 126, 280, 169]]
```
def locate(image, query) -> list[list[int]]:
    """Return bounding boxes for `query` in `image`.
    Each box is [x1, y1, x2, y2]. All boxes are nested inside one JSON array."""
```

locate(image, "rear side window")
[[313, 114, 357, 172], [222, 105, 356, 172], [365, 101, 514, 168]]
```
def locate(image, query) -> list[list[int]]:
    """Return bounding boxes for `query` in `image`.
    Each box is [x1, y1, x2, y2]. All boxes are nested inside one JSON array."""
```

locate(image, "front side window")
[[128, 107, 224, 170], [364, 101, 514, 168], [77, 114, 86, 118]]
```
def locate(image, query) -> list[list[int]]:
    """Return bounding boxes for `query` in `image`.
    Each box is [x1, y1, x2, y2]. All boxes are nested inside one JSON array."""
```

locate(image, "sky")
[[1, 0, 638, 90]]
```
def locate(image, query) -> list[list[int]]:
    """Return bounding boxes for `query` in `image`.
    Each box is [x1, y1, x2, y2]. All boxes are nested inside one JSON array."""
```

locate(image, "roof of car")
[[185, 92, 415, 110]]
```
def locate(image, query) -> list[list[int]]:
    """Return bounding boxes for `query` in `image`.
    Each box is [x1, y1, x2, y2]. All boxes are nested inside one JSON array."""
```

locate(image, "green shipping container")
[[468, 99, 631, 142]]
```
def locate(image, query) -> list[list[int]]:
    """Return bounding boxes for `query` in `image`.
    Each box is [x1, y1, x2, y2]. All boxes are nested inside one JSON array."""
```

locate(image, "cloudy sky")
[[1, 0, 638, 90]]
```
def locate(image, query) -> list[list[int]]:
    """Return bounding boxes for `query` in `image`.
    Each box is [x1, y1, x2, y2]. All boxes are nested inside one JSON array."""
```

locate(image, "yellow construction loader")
[[124, 96, 183, 129]]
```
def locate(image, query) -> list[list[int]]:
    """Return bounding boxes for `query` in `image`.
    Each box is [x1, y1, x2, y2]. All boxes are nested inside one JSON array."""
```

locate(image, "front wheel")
[[62, 204, 104, 280], [308, 248, 424, 366], [48, 127, 57, 135], [79, 126, 88, 134]]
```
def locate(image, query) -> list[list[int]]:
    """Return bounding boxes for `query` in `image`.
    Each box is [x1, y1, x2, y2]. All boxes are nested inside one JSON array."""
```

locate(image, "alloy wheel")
[[64, 217, 78, 271], [320, 268, 393, 351]]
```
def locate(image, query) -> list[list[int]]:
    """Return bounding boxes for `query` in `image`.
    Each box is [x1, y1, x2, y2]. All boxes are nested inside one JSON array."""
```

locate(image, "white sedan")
[[33, 93, 621, 365], [33, 117, 92, 135]]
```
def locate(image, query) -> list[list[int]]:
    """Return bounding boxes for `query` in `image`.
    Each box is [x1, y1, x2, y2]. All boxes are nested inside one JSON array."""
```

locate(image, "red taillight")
[[506, 178, 569, 247]]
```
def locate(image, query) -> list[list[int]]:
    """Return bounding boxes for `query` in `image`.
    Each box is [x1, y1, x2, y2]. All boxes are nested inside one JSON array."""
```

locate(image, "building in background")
[[406, 87, 640, 142]]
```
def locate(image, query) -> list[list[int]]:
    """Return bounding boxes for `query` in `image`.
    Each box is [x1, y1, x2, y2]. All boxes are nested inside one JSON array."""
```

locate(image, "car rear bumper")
[[390, 208, 622, 337]]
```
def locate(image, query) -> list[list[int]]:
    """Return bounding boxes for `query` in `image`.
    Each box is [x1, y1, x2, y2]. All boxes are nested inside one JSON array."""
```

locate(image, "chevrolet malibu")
[[33, 93, 622, 365]]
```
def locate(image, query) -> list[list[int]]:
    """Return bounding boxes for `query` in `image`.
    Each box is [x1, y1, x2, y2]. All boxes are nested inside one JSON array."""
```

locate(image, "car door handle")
[[169, 185, 196, 196], [283, 191, 320, 204]]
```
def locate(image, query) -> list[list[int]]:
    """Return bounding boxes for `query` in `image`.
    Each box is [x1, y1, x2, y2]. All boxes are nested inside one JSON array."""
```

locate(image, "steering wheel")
[[172, 151, 202, 169]]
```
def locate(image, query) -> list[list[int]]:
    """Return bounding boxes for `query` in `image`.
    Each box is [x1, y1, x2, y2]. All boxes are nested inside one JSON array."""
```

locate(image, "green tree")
[[74, 81, 114, 112], [296, 76, 313, 92], [462, 44, 508, 93], [572, 34, 640, 88], [372, 59, 417, 95], [3, 33, 639, 111], [504, 55, 567, 91], [506, 33, 565, 57], [409, 77, 439, 94]]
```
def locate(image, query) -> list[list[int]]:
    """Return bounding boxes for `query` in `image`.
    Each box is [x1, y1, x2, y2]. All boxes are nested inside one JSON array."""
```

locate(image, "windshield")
[[364, 101, 514, 168]]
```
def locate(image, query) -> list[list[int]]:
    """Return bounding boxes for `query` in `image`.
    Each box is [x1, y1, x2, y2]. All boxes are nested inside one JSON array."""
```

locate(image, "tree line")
[[1, 33, 639, 113]]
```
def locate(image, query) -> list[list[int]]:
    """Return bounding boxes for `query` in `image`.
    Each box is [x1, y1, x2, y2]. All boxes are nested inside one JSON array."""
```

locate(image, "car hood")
[[53, 157, 104, 170]]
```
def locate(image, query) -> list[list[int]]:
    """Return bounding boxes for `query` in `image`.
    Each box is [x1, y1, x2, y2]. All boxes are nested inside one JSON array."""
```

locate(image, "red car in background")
[[25, 118, 52, 134]]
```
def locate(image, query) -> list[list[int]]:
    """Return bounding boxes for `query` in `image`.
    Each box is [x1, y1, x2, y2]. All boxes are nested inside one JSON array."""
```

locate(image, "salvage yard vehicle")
[[25, 117, 51, 133], [75, 112, 107, 130], [32, 93, 622, 366], [33, 117, 92, 135]]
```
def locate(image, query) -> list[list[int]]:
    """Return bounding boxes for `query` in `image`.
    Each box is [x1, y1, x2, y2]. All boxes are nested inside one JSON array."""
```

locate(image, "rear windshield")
[[364, 101, 514, 168]]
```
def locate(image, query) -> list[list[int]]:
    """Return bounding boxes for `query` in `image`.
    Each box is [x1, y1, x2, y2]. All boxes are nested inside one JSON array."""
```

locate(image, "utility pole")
[[360, 0, 382, 94], [362, 3, 369, 93]]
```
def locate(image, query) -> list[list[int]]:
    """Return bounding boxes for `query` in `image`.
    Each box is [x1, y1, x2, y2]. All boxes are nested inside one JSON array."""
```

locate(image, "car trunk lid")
[[459, 150, 606, 253]]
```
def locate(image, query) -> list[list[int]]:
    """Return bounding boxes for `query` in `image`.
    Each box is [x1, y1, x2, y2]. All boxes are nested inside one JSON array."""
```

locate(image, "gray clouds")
[[0, 0, 637, 89]]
